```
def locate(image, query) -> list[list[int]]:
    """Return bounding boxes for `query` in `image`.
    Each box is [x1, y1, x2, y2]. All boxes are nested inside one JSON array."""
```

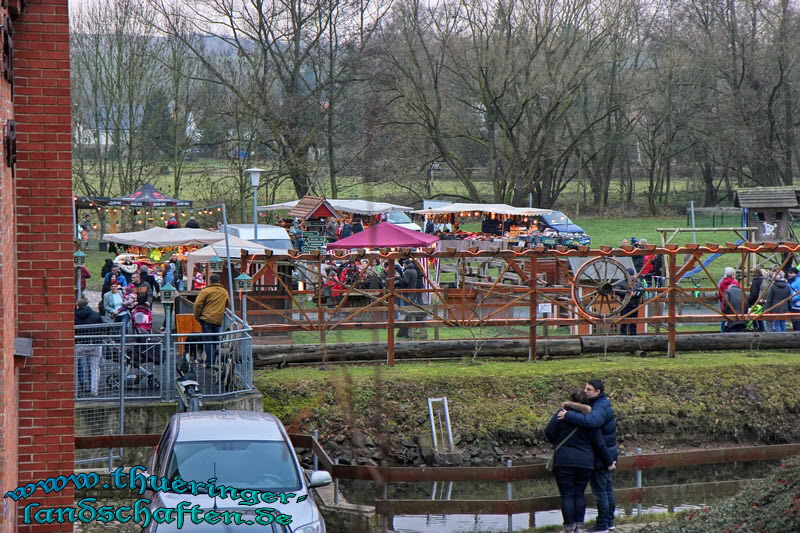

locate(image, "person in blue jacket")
[[558, 379, 618, 533], [786, 267, 800, 330], [546, 389, 616, 533]]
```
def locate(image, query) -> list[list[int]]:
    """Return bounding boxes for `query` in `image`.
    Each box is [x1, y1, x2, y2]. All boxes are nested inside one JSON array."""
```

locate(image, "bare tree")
[[71, 0, 166, 206]]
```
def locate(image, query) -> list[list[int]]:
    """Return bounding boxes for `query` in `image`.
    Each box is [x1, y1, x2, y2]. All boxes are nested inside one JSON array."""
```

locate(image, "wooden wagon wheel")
[[571, 257, 632, 319]]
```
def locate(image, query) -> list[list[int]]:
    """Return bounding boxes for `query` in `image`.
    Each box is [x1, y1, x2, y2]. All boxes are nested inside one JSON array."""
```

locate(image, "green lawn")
[[254, 351, 799, 383]]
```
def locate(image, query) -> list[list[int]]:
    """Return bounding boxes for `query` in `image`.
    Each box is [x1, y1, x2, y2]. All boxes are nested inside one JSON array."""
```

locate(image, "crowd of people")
[[95, 253, 189, 331], [718, 265, 800, 333]]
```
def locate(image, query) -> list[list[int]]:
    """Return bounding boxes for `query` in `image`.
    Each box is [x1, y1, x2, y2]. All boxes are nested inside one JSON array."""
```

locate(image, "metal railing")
[[77, 433, 800, 520], [74, 311, 253, 403]]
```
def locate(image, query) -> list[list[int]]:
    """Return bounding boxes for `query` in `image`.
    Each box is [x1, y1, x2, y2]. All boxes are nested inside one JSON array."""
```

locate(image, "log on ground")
[[253, 338, 582, 366]]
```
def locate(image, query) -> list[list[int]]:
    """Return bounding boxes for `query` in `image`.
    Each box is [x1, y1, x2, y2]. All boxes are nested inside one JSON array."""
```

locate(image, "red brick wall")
[[3, 1, 74, 531], [0, 10, 19, 528]]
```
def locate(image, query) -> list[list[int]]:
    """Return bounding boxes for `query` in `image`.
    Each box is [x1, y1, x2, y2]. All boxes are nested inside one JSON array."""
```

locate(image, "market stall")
[[259, 198, 419, 230], [102, 182, 194, 232], [325, 222, 439, 250], [102, 227, 221, 248], [185, 236, 279, 283], [412, 203, 591, 250], [102, 227, 225, 290]]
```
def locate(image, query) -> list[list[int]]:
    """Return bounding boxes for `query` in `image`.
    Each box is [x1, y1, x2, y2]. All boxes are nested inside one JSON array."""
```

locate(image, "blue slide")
[[678, 238, 745, 280]]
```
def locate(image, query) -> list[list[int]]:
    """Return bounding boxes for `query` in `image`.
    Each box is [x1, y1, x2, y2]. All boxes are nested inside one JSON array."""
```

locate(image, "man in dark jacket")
[[339, 221, 353, 239], [396, 260, 418, 338], [75, 299, 104, 396], [614, 268, 642, 335], [765, 272, 792, 332], [559, 379, 618, 533], [130, 271, 154, 307], [723, 283, 747, 332]]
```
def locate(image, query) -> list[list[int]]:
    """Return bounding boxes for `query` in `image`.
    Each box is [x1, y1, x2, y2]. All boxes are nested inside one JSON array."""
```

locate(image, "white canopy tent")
[[185, 236, 285, 281], [412, 203, 552, 216], [102, 227, 223, 248], [258, 198, 413, 216]]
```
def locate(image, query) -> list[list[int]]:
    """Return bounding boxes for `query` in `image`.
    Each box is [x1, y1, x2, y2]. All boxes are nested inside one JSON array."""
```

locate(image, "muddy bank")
[[255, 356, 800, 468]]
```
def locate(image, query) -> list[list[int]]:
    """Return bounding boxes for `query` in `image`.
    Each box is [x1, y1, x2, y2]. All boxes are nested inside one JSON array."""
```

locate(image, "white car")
[[382, 211, 422, 232], [143, 411, 331, 532]]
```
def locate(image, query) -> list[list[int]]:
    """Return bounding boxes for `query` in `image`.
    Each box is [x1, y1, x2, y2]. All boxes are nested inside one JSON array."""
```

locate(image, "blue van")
[[537, 211, 590, 246]]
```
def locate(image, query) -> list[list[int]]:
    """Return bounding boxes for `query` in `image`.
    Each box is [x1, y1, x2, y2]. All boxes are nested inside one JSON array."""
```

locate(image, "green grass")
[[255, 351, 799, 383]]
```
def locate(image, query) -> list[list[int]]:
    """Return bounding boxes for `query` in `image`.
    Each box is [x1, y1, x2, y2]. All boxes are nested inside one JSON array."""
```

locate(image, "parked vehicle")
[[534, 210, 590, 247], [221, 224, 294, 250], [143, 411, 331, 533], [380, 211, 422, 232]]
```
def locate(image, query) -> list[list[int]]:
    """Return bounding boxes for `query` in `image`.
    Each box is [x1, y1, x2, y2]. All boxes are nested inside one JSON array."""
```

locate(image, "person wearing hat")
[[185, 216, 200, 229]]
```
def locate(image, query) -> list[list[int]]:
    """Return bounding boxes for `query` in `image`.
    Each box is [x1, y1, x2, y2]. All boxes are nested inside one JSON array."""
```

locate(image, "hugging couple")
[[545, 379, 617, 533]]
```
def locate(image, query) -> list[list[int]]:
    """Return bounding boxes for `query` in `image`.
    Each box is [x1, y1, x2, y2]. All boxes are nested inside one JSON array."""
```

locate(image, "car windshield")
[[547, 211, 573, 226], [387, 212, 412, 224], [165, 440, 302, 492]]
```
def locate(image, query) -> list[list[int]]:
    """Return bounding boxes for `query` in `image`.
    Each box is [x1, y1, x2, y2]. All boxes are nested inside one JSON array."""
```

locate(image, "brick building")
[[1, 1, 74, 531]]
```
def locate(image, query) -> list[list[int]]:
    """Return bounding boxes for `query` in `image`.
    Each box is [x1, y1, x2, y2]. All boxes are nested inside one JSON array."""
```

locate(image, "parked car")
[[143, 411, 331, 533], [535, 210, 590, 247], [221, 224, 294, 250], [380, 211, 422, 232]]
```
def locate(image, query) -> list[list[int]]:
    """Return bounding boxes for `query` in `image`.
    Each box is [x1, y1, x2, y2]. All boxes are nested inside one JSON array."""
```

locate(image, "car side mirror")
[[308, 470, 332, 489]]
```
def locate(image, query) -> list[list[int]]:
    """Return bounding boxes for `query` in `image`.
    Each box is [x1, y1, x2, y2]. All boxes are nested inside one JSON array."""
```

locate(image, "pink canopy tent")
[[326, 222, 438, 249]]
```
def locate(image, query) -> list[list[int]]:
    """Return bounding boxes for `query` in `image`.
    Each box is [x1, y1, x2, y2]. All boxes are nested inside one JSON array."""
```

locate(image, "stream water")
[[340, 460, 779, 532]]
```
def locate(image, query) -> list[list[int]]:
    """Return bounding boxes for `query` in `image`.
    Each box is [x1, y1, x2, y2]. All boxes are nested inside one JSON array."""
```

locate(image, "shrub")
[[638, 455, 800, 533]]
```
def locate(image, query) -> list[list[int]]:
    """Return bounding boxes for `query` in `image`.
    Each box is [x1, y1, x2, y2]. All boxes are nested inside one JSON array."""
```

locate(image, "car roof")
[[173, 411, 286, 442]]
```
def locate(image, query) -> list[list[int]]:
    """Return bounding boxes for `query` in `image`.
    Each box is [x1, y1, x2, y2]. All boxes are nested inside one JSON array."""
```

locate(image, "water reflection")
[[341, 461, 779, 532], [392, 503, 707, 532]]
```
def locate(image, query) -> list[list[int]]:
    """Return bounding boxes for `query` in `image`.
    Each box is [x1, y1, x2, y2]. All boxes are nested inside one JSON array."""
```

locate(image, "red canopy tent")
[[326, 222, 438, 249]]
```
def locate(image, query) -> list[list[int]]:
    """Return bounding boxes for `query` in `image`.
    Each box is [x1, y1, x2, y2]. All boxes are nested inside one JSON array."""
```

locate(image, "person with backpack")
[[547, 388, 615, 533], [718, 267, 739, 333], [723, 279, 748, 333]]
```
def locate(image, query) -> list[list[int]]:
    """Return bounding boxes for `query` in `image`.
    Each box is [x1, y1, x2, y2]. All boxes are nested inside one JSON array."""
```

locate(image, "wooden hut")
[[734, 187, 800, 242]]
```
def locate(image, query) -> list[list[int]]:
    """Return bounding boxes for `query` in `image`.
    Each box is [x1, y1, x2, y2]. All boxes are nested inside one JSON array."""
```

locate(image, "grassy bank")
[[255, 352, 800, 459]]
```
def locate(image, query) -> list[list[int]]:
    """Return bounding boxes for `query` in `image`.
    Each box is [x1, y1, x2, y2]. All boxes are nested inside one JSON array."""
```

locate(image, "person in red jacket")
[[718, 267, 739, 332]]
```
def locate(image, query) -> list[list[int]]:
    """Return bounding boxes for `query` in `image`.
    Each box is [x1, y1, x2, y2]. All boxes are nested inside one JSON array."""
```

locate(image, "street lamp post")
[[74, 250, 86, 301], [235, 273, 253, 325], [246, 168, 265, 242], [160, 283, 176, 400]]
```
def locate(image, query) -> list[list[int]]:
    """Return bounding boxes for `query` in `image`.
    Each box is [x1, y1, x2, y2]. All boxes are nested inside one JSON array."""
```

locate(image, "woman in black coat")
[[546, 391, 616, 533]]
